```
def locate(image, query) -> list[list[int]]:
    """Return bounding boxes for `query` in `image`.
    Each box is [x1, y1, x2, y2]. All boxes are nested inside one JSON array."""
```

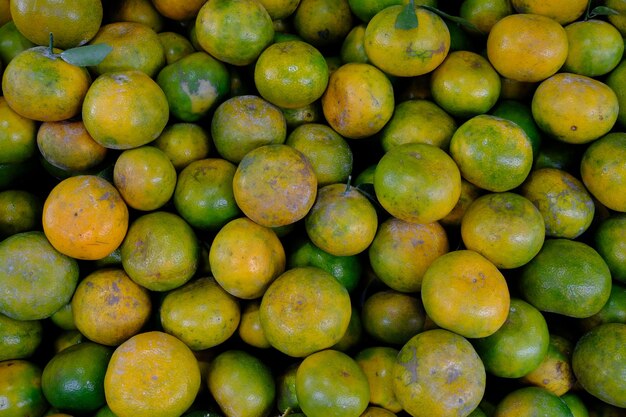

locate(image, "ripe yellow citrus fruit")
[[580, 132, 626, 212], [107, 0, 164, 33], [238, 299, 271, 349], [2, 46, 91, 122], [82, 70, 169, 150], [450, 114, 533, 192], [120, 211, 199, 292], [521, 334, 576, 396], [374, 143, 461, 224], [440, 178, 483, 227], [71, 268, 152, 346], [258, 0, 300, 19], [160, 277, 241, 350], [152, 122, 211, 170], [355, 346, 402, 413], [368, 217, 449, 293], [232, 144, 317, 228], [486, 13, 568, 83], [364, 5, 450, 77], [0, 312, 42, 361], [392, 329, 486, 417], [321, 62, 394, 139], [209, 217, 286, 300], [151, 0, 206, 21], [296, 349, 370, 417], [510, 0, 587, 24], [195, 0, 274, 66], [259, 266, 352, 357], [0, 96, 37, 165], [42, 175, 129, 261], [104, 331, 201, 417], [254, 40, 329, 109], [531, 73, 619, 144], [422, 249, 510, 338], [0, 359, 48, 417]]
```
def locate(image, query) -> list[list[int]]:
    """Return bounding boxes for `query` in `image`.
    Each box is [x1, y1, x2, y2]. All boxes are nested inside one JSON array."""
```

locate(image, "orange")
[[120, 211, 199, 292], [0, 96, 37, 165], [347, 0, 403, 23], [510, 0, 588, 24], [520, 168, 595, 239], [421, 249, 510, 339], [0, 189, 42, 239], [607, 0, 626, 37], [368, 217, 449, 293], [493, 386, 574, 417], [321, 62, 394, 139], [332, 304, 363, 352], [2, 46, 91, 122], [211, 95, 287, 164], [579, 283, 626, 332], [36, 121, 108, 173], [521, 334, 576, 396], [472, 298, 550, 378], [490, 99, 542, 159], [259, 266, 352, 357], [158, 32, 195, 65], [430, 50, 501, 118], [156, 51, 230, 123], [293, 0, 353, 49], [82, 70, 169, 150], [207, 350, 275, 417], [49, 303, 75, 331], [152, 123, 211, 171], [360, 406, 397, 417], [276, 362, 300, 415], [459, 0, 513, 34], [498, 76, 536, 101], [486, 13, 568, 83], [562, 19, 624, 78], [361, 289, 425, 346], [440, 179, 483, 227], [42, 175, 129, 261], [296, 349, 369, 417], [449, 114, 533, 192], [282, 102, 323, 130], [53, 329, 85, 354], [160, 277, 241, 350], [257, 0, 301, 20], [288, 236, 362, 293], [531, 73, 619, 145], [71, 268, 152, 346], [173, 158, 241, 232], [519, 239, 612, 318], [232, 144, 317, 228], [238, 299, 271, 349], [572, 323, 626, 408], [151, 0, 206, 21], [0, 359, 48, 417], [41, 342, 112, 414], [605, 58, 626, 129], [560, 393, 589, 417], [392, 329, 486, 417], [354, 347, 402, 413], [113, 146, 177, 211], [0, 231, 79, 321], [88, 22, 165, 78], [0, 312, 42, 361], [104, 331, 201, 417], [254, 40, 329, 109], [374, 143, 461, 224], [304, 183, 378, 256], [363, 5, 450, 77], [0, 20, 36, 66], [195, 0, 274, 66], [461, 192, 545, 269], [594, 214, 626, 283], [10, 0, 102, 49], [340, 24, 369, 64], [378, 99, 457, 152], [285, 123, 353, 187], [580, 132, 626, 212], [209, 217, 286, 299], [107, 0, 164, 33]]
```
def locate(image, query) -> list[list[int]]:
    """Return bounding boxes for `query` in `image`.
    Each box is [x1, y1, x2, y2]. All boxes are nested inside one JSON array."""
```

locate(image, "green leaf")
[[420, 5, 483, 34], [587, 5, 620, 19], [60, 43, 112, 67], [395, 0, 418, 30]]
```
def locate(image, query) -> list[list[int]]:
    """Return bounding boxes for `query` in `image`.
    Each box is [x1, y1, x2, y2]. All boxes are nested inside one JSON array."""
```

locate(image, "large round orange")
[[42, 175, 129, 261], [363, 5, 450, 77], [321, 62, 394, 139], [511, 0, 587, 24], [486, 13, 568, 83]]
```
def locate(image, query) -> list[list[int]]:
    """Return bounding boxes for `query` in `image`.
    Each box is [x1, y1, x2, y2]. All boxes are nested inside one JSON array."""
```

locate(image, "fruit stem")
[[345, 175, 352, 194], [49, 32, 54, 55]]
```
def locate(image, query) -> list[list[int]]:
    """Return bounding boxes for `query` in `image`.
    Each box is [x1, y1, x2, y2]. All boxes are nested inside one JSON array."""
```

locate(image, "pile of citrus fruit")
[[2, 0, 626, 416]]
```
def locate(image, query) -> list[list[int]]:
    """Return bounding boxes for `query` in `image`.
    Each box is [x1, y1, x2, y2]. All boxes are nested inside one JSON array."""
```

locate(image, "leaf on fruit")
[[395, 0, 419, 30], [586, 5, 619, 19], [60, 43, 113, 67]]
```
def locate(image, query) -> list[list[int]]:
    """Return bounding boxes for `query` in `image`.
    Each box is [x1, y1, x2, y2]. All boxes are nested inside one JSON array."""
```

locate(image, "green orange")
[[293, 0, 354, 48], [594, 214, 626, 284], [0, 189, 42, 239], [562, 19, 624, 77], [493, 386, 573, 417], [0, 312, 42, 361], [0, 96, 37, 165], [0, 359, 48, 417]]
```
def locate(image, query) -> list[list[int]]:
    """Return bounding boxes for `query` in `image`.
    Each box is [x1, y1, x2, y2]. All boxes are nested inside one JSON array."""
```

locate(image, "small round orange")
[[421, 249, 510, 339], [238, 299, 271, 349], [257, 0, 301, 19], [594, 214, 626, 283], [42, 175, 129, 261], [562, 19, 624, 77], [0, 189, 42, 239], [71, 268, 152, 346], [459, 0, 514, 34], [493, 386, 576, 417], [151, 0, 207, 21], [107, 0, 164, 33], [293, 0, 354, 49], [0, 96, 37, 165], [510, 0, 587, 24], [152, 123, 211, 171], [363, 5, 450, 77], [355, 347, 402, 413], [0, 359, 48, 417], [104, 331, 201, 417], [0, 312, 43, 361], [487, 13, 568, 83], [321, 62, 394, 139], [158, 32, 195, 65]]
